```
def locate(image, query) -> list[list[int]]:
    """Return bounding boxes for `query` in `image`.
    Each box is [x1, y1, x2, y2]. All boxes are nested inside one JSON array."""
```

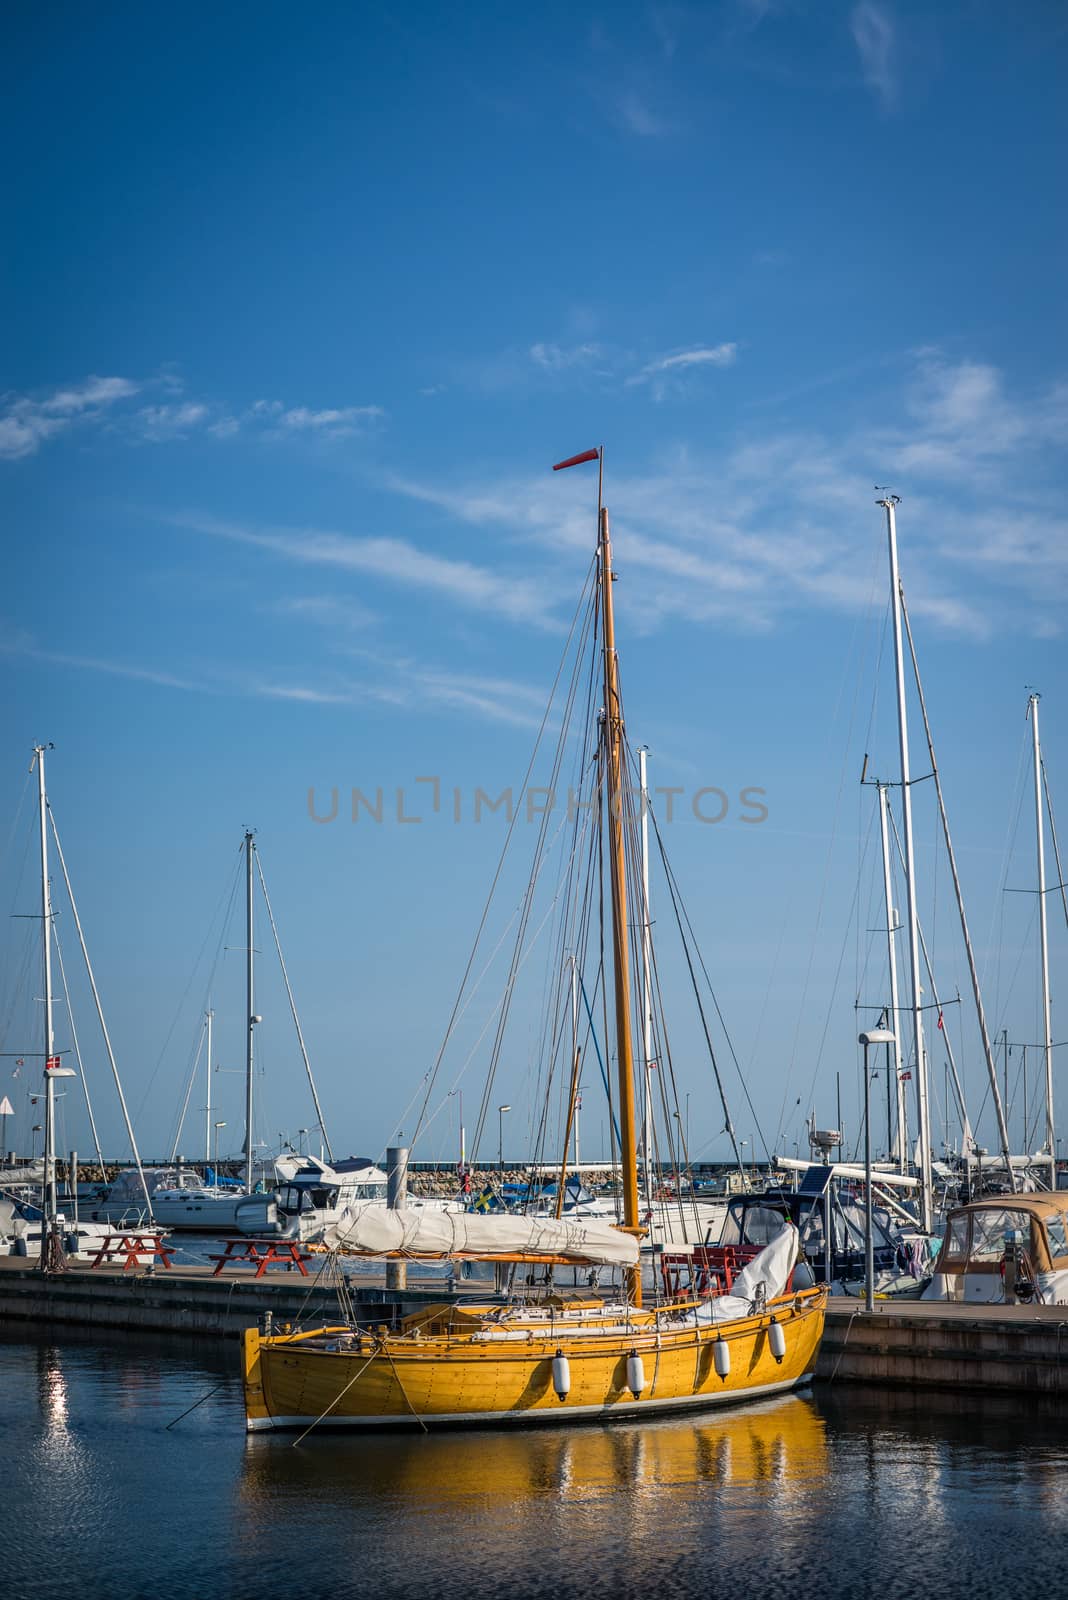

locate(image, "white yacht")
[[87, 1165, 260, 1232]]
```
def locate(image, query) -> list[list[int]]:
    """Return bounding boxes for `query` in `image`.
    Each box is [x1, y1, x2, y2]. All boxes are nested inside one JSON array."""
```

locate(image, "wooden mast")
[[599, 502, 643, 1305]]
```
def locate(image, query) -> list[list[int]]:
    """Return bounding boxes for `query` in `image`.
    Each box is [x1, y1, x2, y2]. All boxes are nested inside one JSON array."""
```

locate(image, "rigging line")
[[778, 729, 870, 1140], [620, 781, 702, 1236], [798, 801, 880, 1132], [168, 1019, 205, 1164], [885, 803, 974, 1149], [51, 916, 106, 1174], [526, 808, 599, 1184], [853, 594, 893, 1030], [470, 584, 600, 1160], [0, 769, 32, 895], [405, 800, 597, 1158], [0, 811, 38, 1042], [577, 969, 618, 1153], [256, 851, 333, 1163], [525, 666, 602, 1173], [47, 803, 153, 1217], [134, 842, 244, 1128], [984, 724, 1031, 1025], [1042, 761, 1068, 934], [900, 588, 1014, 1181], [645, 797, 744, 1175], [0, 907, 37, 1059], [409, 555, 598, 1150]]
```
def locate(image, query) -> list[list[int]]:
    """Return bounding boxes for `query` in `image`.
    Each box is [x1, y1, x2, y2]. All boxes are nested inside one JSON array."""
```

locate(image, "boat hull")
[[243, 1287, 827, 1432]]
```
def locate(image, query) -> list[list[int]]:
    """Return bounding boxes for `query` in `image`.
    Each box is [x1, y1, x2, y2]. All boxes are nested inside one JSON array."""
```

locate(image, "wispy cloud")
[[629, 344, 739, 385], [136, 402, 209, 440], [251, 400, 385, 438], [0, 627, 547, 730], [851, 2, 898, 111], [172, 512, 562, 630], [613, 90, 675, 137], [274, 594, 379, 631], [386, 350, 1068, 639], [529, 342, 602, 371], [0, 373, 386, 460], [0, 375, 140, 459], [0, 639, 204, 692]]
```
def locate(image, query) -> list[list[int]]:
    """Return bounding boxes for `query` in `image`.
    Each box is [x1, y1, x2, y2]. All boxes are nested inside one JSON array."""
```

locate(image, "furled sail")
[[322, 1203, 640, 1266]]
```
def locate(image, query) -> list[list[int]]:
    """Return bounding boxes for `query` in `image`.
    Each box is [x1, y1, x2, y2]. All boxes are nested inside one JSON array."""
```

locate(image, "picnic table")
[[87, 1232, 175, 1272], [209, 1238, 312, 1278]]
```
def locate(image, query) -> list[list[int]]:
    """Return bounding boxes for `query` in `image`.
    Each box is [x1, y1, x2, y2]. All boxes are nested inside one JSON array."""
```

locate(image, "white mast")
[[570, 956, 581, 1169], [638, 746, 655, 1207], [34, 745, 58, 1247], [880, 496, 933, 1230], [877, 782, 908, 1172], [204, 1006, 214, 1167], [1029, 693, 1056, 1190], [244, 831, 258, 1193]]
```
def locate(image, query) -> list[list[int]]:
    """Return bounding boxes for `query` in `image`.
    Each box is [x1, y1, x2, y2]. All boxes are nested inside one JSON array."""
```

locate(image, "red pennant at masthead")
[[552, 448, 600, 472]]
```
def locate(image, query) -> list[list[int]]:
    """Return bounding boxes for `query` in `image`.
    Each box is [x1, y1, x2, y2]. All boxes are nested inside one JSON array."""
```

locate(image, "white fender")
[[551, 1350, 571, 1401], [713, 1336, 731, 1380], [768, 1316, 787, 1364], [626, 1350, 645, 1397]]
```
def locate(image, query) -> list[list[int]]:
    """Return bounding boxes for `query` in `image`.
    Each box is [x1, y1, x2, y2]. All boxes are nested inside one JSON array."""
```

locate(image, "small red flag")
[[552, 448, 599, 472], [45, 1055, 62, 1071], [937, 1011, 944, 1031], [899, 1070, 912, 1082]]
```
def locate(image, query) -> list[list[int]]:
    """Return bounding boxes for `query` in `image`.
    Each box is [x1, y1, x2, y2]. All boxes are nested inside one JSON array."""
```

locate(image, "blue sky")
[[2, 2, 1066, 1171]]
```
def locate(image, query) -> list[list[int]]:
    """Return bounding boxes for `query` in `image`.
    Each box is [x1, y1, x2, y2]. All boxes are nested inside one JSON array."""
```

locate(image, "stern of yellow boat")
[[242, 1326, 272, 1431]]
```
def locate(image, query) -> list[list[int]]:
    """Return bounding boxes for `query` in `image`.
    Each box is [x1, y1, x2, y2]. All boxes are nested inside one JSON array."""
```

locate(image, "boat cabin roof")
[[935, 1195, 1068, 1275]]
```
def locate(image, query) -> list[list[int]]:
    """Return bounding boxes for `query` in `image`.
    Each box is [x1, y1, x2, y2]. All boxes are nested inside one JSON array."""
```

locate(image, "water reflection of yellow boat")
[[241, 1394, 827, 1503]]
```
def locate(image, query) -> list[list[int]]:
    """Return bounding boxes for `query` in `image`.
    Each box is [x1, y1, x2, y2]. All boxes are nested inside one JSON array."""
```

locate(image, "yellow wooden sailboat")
[[242, 449, 827, 1432]]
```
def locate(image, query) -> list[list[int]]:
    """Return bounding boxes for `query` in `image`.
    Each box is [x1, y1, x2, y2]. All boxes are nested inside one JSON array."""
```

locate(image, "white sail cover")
[[323, 1202, 640, 1267], [693, 1222, 800, 1322]]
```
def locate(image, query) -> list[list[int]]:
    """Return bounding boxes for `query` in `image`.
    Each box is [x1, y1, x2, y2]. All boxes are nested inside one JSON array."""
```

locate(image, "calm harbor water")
[[6, 1326, 1066, 1600]]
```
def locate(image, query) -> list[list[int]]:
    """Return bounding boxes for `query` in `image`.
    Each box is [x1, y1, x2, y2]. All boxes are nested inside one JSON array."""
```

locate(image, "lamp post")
[[32, 1124, 43, 1161], [498, 1104, 511, 1191], [859, 1029, 896, 1313], [213, 1120, 226, 1173], [298, 1128, 308, 1156]]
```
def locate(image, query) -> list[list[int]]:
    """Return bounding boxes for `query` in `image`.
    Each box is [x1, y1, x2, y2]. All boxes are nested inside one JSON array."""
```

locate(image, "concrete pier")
[[817, 1297, 1068, 1394], [0, 1257, 449, 1339]]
